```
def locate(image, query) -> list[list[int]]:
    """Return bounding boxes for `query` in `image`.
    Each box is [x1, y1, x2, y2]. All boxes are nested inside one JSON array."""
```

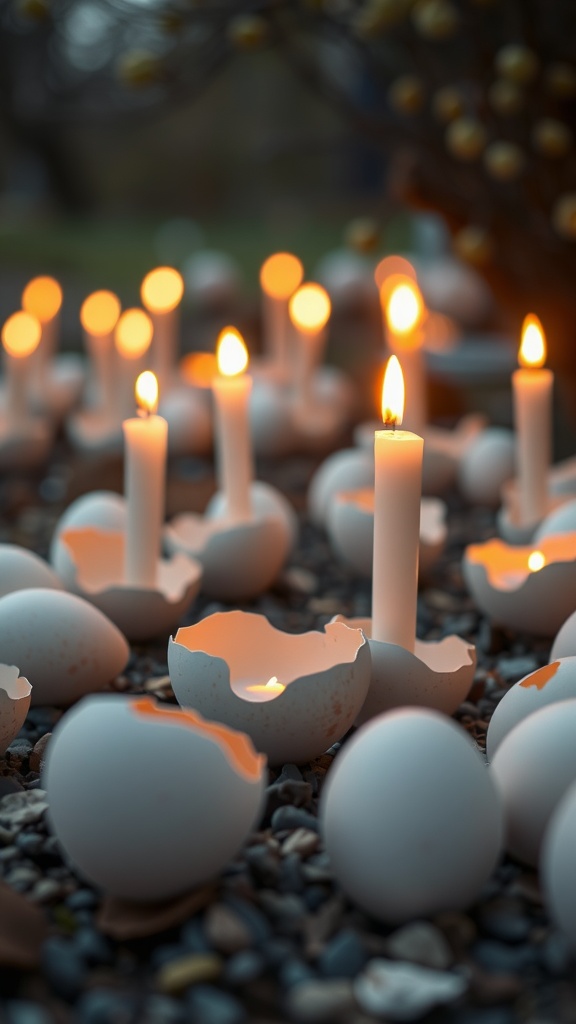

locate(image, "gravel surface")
[[0, 447, 573, 1024]]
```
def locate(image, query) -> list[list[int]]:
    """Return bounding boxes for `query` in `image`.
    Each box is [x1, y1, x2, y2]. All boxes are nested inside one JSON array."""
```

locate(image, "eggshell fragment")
[[542, 780, 576, 949], [320, 708, 503, 924], [0, 545, 63, 599], [43, 695, 266, 902], [0, 589, 129, 706], [491, 700, 576, 867], [168, 612, 371, 766], [486, 658, 576, 758], [0, 664, 31, 756], [206, 481, 299, 552]]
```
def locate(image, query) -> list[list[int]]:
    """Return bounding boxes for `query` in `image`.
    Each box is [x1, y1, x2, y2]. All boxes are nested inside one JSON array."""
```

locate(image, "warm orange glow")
[[140, 267, 184, 314], [528, 549, 546, 572], [289, 283, 331, 334], [21, 276, 62, 323], [260, 253, 304, 300], [115, 309, 153, 359], [384, 278, 424, 337], [80, 291, 121, 336], [180, 351, 218, 388], [245, 676, 286, 697], [381, 354, 405, 427], [374, 255, 417, 292], [1, 312, 42, 359], [216, 327, 249, 377], [519, 314, 546, 368], [135, 370, 159, 415]]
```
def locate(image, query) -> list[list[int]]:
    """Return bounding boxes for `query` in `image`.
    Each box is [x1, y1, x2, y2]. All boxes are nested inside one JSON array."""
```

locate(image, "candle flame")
[[22, 276, 62, 323], [216, 327, 249, 377], [528, 550, 546, 572], [141, 267, 184, 314], [519, 314, 546, 368], [80, 290, 121, 336], [384, 278, 423, 336], [1, 311, 42, 358], [135, 370, 159, 415], [289, 283, 331, 333], [374, 255, 417, 292], [260, 252, 303, 299], [245, 676, 286, 697], [115, 308, 153, 359], [381, 354, 405, 427]]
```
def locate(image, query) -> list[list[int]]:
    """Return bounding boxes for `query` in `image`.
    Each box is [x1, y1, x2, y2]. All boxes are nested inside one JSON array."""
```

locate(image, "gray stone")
[[77, 988, 135, 1024], [6, 1001, 53, 1024], [318, 929, 368, 978], [282, 828, 320, 859], [497, 656, 539, 684], [223, 949, 265, 987], [42, 936, 87, 1001], [204, 902, 253, 954], [285, 979, 356, 1023], [185, 985, 246, 1024], [0, 790, 49, 830], [271, 806, 319, 833]]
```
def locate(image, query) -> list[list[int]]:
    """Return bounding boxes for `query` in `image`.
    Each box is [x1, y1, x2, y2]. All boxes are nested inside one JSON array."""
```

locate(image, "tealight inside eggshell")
[[490, 700, 576, 867], [457, 428, 515, 507], [0, 588, 129, 706], [486, 658, 576, 758], [320, 708, 503, 925], [0, 544, 64, 599], [0, 664, 31, 756], [541, 780, 576, 950], [43, 695, 266, 902]]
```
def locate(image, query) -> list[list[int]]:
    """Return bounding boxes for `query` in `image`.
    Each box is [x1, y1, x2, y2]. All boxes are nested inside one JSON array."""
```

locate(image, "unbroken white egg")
[[307, 447, 373, 527], [320, 708, 503, 924], [457, 428, 515, 507], [486, 658, 576, 759], [0, 544, 63, 599], [0, 589, 129, 706], [551, 611, 576, 661], [43, 695, 266, 902], [491, 700, 576, 867], [542, 780, 576, 949]]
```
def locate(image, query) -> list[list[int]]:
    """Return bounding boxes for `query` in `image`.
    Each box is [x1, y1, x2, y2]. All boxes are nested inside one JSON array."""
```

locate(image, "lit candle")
[[231, 676, 286, 703], [288, 283, 331, 408], [123, 371, 168, 587], [260, 253, 303, 375], [382, 276, 426, 436], [213, 327, 253, 522], [80, 291, 121, 419], [1, 312, 42, 427], [513, 314, 553, 526], [21, 276, 63, 394], [372, 355, 424, 651], [114, 309, 154, 419], [141, 267, 184, 394]]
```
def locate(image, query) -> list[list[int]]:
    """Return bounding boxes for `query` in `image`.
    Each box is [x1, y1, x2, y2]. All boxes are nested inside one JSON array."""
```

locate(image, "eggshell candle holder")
[[43, 695, 266, 902], [205, 481, 299, 551], [463, 534, 576, 637], [0, 588, 129, 707], [331, 615, 476, 721], [457, 427, 515, 507], [168, 611, 371, 765], [0, 544, 64, 600], [534, 499, 576, 542], [486, 658, 576, 759], [307, 447, 373, 528], [57, 528, 203, 642], [326, 491, 447, 579], [159, 386, 213, 457], [31, 353, 85, 420], [249, 377, 298, 458], [50, 490, 127, 581], [496, 479, 564, 545], [66, 410, 122, 456], [0, 664, 31, 757]]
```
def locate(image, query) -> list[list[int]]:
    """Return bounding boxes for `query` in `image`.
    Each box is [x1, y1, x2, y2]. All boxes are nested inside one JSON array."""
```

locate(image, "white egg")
[[0, 664, 31, 756], [43, 695, 266, 901], [0, 589, 129, 706], [552, 611, 576, 660], [534, 499, 576, 542], [486, 658, 576, 758], [320, 708, 503, 924], [206, 481, 299, 552], [491, 700, 576, 867], [159, 387, 212, 456], [307, 448, 373, 527], [50, 490, 126, 584], [0, 544, 63, 599], [541, 780, 576, 949], [249, 378, 296, 458], [457, 428, 515, 507]]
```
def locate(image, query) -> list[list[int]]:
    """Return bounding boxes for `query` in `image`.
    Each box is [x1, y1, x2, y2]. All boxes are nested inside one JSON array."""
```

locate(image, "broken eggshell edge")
[[0, 664, 32, 757]]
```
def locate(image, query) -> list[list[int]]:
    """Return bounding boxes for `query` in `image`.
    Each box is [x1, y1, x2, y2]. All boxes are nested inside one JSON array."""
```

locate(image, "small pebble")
[[42, 936, 87, 1001], [185, 985, 246, 1024], [6, 1001, 54, 1024], [318, 928, 368, 978], [223, 949, 265, 987], [156, 953, 222, 995], [497, 656, 539, 684], [285, 978, 356, 1023], [76, 988, 135, 1024], [271, 806, 319, 833], [204, 902, 253, 954]]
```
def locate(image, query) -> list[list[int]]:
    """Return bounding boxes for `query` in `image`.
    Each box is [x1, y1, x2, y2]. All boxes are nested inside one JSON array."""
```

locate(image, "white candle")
[[260, 253, 303, 375], [288, 283, 331, 408], [513, 314, 553, 526], [21, 276, 62, 394], [213, 327, 253, 521], [231, 676, 286, 703], [123, 371, 168, 588], [115, 309, 154, 420], [382, 277, 426, 437], [80, 291, 121, 419], [372, 355, 424, 651], [1, 312, 42, 428], [141, 267, 184, 394]]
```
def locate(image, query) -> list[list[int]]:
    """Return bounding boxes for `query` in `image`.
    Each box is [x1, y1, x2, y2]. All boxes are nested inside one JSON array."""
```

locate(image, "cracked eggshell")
[[307, 448, 373, 527], [57, 528, 203, 642], [320, 708, 503, 924], [535, 499, 576, 542], [542, 780, 576, 950], [491, 700, 576, 867], [463, 534, 576, 637], [0, 544, 64, 599], [332, 615, 475, 721], [0, 664, 31, 756], [165, 512, 291, 601], [50, 491, 126, 585], [457, 427, 515, 507], [0, 588, 129, 706], [43, 695, 266, 902], [486, 658, 576, 759], [168, 611, 371, 766], [206, 481, 299, 552]]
